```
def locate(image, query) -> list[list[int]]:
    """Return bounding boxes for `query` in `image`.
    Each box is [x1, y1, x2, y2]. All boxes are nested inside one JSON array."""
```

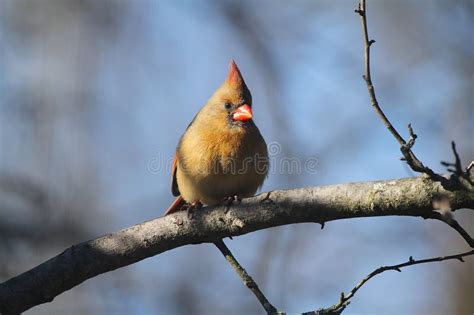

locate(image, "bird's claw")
[[260, 191, 274, 204], [186, 201, 202, 219], [222, 195, 241, 211]]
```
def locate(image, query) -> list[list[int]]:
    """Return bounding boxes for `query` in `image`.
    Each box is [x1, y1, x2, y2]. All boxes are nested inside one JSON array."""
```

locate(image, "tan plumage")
[[165, 60, 268, 214]]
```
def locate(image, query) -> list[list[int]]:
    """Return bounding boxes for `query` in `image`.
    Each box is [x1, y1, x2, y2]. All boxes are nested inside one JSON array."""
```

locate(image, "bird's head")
[[204, 60, 254, 128]]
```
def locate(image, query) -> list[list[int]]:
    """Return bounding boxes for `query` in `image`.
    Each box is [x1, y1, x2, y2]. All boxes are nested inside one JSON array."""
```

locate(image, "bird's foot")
[[221, 196, 240, 241], [260, 191, 274, 205], [222, 195, 241, 211], [187, 201, 203, 219]]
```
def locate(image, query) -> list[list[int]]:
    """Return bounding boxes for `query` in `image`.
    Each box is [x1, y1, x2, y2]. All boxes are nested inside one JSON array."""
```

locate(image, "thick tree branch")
[[0, 175, 473, 314]]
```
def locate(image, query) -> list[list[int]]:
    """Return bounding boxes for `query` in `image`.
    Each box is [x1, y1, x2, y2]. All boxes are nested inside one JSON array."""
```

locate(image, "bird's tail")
[[164, 195, 186, 216]]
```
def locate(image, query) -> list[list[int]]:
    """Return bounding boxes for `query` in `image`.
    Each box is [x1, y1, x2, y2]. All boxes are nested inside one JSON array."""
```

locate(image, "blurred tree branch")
[[0, 174, 473, 314]]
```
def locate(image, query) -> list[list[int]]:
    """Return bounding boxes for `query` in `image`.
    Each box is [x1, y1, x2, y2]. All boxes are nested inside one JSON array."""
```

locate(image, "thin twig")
[[440, 141, 471, 179], [425, 211, 474, 248], [356, 0, 474, 244], [355, 0, 441, 180], [467, 161, 474, 173], [405, 123, 417, 149], [310, 1, 474, 314], [214, 240, 278, 315], [318, 249, 474, 314]]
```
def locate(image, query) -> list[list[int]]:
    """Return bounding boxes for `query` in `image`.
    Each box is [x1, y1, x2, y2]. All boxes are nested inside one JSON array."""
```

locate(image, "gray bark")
[[0, 175, 473, 314]]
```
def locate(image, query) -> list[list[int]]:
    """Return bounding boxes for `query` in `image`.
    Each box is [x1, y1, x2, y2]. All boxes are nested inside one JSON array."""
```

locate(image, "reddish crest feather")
[[225, 59, 252, 104], [226, 59, 244, 88]]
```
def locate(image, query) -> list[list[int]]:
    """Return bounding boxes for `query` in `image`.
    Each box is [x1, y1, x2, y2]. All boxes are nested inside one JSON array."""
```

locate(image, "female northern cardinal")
[[165, 60, 268, 215]]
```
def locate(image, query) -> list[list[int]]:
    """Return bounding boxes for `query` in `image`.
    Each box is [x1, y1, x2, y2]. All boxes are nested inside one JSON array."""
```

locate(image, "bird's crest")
[[225, 59, 251, 104]]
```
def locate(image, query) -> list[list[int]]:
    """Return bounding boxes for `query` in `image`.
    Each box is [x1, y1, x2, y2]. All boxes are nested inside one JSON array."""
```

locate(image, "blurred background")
[[0, 0, 473, 314]]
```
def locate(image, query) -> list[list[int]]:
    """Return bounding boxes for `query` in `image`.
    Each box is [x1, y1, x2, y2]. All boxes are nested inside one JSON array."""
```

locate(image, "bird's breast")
[[177, 125, 268, 204]]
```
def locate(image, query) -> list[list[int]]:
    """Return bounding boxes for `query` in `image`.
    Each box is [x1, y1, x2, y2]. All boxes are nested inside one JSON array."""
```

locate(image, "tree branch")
[[214, 240, 277, 314], [0, 175, 473, 314], [315, 249, 474, 314], [355, 0, 443, 181], [303, 2, 474, 314], [424, 211, 474, 247], [354, 0, 474, 244]]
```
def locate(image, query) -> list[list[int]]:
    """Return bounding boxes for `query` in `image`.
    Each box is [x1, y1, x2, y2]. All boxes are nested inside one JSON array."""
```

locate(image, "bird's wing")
[[171, 111, 199, 197], [164, 153, 185, 216], [171, 152, 180, 196]]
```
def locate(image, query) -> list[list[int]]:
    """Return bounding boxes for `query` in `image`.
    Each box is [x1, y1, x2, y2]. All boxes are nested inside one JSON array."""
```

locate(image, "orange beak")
[[232, 104, 253, 121]]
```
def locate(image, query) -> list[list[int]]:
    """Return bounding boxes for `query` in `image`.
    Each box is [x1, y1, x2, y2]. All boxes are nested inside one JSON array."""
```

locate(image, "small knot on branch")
[[244, 278, 257, 288], [368, 39, 376, 46], [405, 123, 418, 149], [397, 125, 440, 179], [339, 292, 345, 303], [467, 161, 474, 173], [231, 218, 245, 229], [354, 4, 364, 16]]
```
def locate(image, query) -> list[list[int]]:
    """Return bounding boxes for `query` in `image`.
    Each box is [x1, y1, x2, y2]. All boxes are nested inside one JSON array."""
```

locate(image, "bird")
[[164, 60, 268, 215]]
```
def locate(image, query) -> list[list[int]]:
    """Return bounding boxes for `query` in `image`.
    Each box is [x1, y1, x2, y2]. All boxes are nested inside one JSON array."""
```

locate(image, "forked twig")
[[355, 0, 442, 181], [317, 249, 474, 314], [441, 142, 474, 186], [308, 1, 474, 314], [355, 0, 473, 247]]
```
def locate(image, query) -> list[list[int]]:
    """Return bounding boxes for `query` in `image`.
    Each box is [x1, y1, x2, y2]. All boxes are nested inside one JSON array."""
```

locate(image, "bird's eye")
[[224, 102, 232, 110]]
